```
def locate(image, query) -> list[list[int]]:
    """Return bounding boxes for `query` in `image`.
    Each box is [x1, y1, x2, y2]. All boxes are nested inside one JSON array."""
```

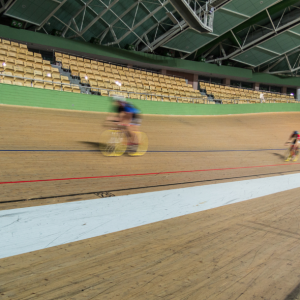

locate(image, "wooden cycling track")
[[1, 105, 300, 300]]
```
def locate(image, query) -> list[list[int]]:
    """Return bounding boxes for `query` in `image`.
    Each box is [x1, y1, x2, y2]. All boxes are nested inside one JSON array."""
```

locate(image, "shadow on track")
[[78, 141, 102, 151], [272, 152, 285, 160]]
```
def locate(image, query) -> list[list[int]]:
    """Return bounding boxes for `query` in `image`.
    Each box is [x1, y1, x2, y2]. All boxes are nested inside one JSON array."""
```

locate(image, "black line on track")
[[0, 148, 286, 153], [1, 168, 300, 205]]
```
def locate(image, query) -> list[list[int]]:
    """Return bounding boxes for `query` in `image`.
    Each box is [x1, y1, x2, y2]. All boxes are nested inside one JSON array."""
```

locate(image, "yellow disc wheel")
[[284, 149, 291, 162], [293, 149, 300, 162], [100, 130, 127, 157], [128, 131, 148, 156]]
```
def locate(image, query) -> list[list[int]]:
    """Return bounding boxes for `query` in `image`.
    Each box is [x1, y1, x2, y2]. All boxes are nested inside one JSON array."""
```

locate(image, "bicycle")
[[100, 124, 148, 157], [284, 142, 299, 162]]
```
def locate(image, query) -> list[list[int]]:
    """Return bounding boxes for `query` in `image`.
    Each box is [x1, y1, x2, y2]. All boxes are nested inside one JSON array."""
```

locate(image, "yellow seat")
[[34, 75, 43, 81], [24, 81, 32, 87], [13, 79, 24, 86], [56, 56, 62, 63], [2, 78, 13, 85], [51, 67, 60, 73], [53, 84, 62, 91], [42, 65, 51, 71], [72, 86, 81, 93], [63, 86, 72, 92], [34, 70, 43, 76], [80, 76, 89, 85], [14, 71, 24, 77], [20, 44, 28, 49], [33, 82, 44, 89], [26, 57, 35, 64], [52, 74, 61, 82], [44, 83, 54, 90], [61, 75, 70, 85]]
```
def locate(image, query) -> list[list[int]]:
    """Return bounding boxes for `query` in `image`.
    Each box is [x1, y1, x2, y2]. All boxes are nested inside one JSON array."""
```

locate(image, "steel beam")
[[220, 43, 226, 57], [140, 2, 166, 31], [141, 19, 187, 52], [263, 56, 286, 73], [202, 42, 220, 58], [78, 0, 119, 37], [263, 48, 300, 73], [207, 14, 300, 65], [37, 0, 67, 30], [134, 10, 177, 47], [219, 7, 249, 18], [72, 18, 80, 32], [181, 0, 283, 60], [0, 0, 14, 14], [53, 15, 86, 41], [110, 27, 120, 48], [266, 9, 276, 32], [285, 54, 292, 71], [104, 0, 170, 46], [231, 30, 241, 49], [62, 0, 94, 37]]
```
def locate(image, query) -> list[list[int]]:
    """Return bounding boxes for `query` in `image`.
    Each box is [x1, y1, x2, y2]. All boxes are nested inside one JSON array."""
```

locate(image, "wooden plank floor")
[[1, 105, 300, 299]]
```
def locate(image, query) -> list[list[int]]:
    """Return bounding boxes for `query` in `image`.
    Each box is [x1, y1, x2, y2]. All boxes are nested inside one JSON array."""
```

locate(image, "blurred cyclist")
[[107, 96, 141, 147], [285, 130, 300, 161]]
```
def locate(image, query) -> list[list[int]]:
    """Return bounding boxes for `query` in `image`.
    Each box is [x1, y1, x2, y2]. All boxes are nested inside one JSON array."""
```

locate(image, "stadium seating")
[[0, 37, 297, 103], [55, 52, 207, 103], [200, 82, 296, 103], [0, 38, 78, 93]]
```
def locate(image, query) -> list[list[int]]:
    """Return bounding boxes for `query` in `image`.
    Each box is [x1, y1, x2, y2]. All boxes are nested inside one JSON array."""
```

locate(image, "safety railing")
[[215, 98, 297, 104], [0, 74, 206, 103], [0, 74, 297, 104]]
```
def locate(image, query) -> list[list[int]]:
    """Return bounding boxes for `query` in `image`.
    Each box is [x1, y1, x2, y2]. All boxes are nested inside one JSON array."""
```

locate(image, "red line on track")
[[1, 162, 300, 185]]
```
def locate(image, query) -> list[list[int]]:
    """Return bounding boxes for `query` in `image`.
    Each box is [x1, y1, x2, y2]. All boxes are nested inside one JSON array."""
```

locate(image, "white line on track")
[[1, 173, 300, 259]]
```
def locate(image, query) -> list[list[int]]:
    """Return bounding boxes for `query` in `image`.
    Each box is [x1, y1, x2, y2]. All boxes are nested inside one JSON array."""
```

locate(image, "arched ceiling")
[[1, 0, 300, 75]]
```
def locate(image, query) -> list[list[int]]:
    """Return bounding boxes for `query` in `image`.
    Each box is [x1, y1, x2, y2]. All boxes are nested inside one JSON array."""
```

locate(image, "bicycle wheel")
[[293, 149, 300, 162], [284, 149, 292, 162], [128, 131, 148, 156], [100, 130, 127, 157]]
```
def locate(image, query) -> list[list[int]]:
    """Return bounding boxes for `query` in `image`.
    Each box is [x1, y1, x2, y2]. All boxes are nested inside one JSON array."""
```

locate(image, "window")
[[231, 80, 253, 89], [231, 80, 240, 87], [260, 84, 269, 91], [241, 82, 253, 89], [198, 76, 223, 84], [211, 77, 223, 84], [198, 75, 210, 82], [270, 86, 281, 93]]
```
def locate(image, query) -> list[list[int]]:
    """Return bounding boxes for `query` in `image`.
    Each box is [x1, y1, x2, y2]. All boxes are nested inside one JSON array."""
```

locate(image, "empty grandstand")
[[0, 0, 300, 106]]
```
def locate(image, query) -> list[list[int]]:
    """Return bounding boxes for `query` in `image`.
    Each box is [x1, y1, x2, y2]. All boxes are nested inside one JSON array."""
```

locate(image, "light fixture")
[[291, 93, 294, 96], [47, 73, 51, 77], [115, 81, 122, 86], [2, 62, 6, 66], [85, 76, 88, 80]]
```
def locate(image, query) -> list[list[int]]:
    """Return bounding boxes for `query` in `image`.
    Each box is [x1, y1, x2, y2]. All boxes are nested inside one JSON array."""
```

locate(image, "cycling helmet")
[[294, 131, 299, 135]]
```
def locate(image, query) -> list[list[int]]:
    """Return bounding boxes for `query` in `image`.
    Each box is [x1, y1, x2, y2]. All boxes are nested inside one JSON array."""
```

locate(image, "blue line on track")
[[0, 149, 285, 153]]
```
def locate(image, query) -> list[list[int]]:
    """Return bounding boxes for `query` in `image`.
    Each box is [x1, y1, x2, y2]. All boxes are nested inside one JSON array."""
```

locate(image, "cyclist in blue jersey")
[[107, 96, 141, 146]]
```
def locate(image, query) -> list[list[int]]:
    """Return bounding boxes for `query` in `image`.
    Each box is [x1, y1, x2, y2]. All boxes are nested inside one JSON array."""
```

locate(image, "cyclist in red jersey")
[[285, 131, 300, 161]]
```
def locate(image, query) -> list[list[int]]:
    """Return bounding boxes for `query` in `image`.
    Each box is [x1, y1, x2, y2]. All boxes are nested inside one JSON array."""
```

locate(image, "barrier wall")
[[1, 84, 300, 115]]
